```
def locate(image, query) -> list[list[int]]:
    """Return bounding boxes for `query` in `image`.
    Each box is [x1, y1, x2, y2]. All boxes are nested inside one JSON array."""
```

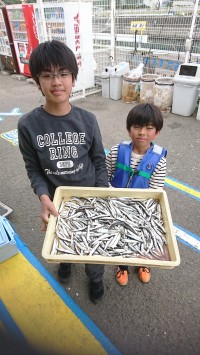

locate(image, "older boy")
[[18, 40, 108, 304]]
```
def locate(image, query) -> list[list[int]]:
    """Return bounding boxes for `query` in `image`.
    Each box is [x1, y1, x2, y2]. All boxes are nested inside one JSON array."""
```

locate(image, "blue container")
[[0, 216, 18, 263]]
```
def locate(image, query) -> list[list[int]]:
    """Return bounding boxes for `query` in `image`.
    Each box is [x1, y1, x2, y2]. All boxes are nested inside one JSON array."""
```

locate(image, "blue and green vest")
[[111, 141, 167, 188]]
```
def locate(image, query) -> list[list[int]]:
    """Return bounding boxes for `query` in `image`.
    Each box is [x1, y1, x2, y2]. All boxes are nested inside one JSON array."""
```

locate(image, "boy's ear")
[[127, 129, 131, 137], [72, 80, 75, 87]]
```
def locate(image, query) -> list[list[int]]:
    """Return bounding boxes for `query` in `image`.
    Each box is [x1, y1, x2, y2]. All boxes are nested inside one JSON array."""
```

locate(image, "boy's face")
[[37, 66, 75, 105], [128, 124, 160, 153]]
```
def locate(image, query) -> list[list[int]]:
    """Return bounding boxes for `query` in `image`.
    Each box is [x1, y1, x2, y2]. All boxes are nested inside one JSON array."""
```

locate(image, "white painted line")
[[174, 224, 200, 253], [0, 108, 23, 116], [11, 108, 21, 114], [0, 113, 22, 116]]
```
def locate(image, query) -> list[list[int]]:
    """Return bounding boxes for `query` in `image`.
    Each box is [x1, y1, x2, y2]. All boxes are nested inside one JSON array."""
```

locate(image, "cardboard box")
[[42, 187, 180, 269]]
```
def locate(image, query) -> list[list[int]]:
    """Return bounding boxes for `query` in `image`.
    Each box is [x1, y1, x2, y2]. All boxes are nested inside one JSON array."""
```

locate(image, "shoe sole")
[[116, 275, 128, 286], [138, 274, 151, 283], [116, 279, 128, 286], [138, 278, 151, 283]]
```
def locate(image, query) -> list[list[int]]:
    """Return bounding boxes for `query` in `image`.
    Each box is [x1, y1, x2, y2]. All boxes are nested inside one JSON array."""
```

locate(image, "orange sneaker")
[[116, 268, 129, 286], [138, 267, 151, 283]]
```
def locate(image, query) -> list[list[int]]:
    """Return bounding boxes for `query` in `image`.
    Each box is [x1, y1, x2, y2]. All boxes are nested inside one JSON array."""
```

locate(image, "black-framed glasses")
[[38, 71, 72, 81]]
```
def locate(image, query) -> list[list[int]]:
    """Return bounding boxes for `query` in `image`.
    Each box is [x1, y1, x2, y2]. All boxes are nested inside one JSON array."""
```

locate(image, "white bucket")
[[154, 77, 174, 112]]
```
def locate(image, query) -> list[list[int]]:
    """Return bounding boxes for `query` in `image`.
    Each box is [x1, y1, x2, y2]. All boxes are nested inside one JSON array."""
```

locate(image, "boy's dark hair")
[[126, 103, 163, 133], [29, 40, 79, 85]]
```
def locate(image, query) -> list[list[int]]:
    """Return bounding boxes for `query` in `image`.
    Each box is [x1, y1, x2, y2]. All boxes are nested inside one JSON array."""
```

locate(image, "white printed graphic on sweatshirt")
[[37, 132, 86, 175], [45, 164, 83, 176]]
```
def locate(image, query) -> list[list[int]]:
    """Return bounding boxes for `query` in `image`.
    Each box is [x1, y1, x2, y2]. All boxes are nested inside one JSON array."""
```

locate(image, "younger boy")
[[17, 40, 109, 303], [106, 103, 167, 286]]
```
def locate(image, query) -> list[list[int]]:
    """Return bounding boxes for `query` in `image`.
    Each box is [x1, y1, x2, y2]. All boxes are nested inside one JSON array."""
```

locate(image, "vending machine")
[[6, 4, 39, 76], [0, 6, 18, 73], [34, 1, 94, 92]]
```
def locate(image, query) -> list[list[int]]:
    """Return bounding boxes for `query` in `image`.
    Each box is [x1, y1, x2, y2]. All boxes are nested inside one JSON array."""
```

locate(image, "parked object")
[[0, 216, 18, 263], [34, 1, 94, 93], [101, 65, 114, 98], [109, 62, 130, 100], [122, 75, 140, 103], [140, 74, 158, 104], [109, 75, 123, 100], [121, 63, 143, 103], [101, 72, 110, 98], [0, 7, 19, 73], [111, 62, 130, 76], [172, 63, 200, 116], [196, 100, 200, 121], [154, 77, 174, 112], [6, 3, 39, 77], [101, 62, 129, 100]]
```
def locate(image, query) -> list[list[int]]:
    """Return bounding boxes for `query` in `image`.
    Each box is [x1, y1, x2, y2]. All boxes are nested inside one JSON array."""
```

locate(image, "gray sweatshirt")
[[18, 105, 108, 198]]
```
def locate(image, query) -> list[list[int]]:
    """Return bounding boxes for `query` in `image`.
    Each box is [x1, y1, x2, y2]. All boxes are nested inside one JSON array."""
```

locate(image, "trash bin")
[[121, 75, 140, 103], [196, 100, 200, 121], [110, 74, 123, 100], [101, 72, 110, 98], [140, 74, 158, 104], [172, 63, 200, 116], [101, 65, 113, 98], [110, 62, 130, 101], [153, 77, 174, 112]]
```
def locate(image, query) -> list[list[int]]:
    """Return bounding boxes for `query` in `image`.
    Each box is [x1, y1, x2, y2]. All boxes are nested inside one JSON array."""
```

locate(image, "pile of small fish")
[[51, 196, 168, 260]]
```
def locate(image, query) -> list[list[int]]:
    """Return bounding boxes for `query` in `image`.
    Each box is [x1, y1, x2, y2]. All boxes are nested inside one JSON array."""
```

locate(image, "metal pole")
[[110, 0, 115, 61], [79, 0, 85, 98], [185, 0, 199, 63]]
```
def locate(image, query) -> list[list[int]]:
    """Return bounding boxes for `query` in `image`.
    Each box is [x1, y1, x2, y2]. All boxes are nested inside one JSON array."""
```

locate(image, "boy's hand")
[[40, 194, 59, 231]]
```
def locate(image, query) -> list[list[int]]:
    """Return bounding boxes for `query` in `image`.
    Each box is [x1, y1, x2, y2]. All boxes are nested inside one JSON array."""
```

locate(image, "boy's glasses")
[[38, 71, 72, 81]]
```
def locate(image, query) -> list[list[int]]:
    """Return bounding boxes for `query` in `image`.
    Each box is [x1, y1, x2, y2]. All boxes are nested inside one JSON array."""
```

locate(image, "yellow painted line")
[[0, 252, 107, 354], [0, 235, 120, 355], [165, 177, 200, 201]]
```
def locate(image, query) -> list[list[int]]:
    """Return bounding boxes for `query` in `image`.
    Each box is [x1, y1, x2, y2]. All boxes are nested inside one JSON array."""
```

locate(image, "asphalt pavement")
[[0, 72, 200, 355]]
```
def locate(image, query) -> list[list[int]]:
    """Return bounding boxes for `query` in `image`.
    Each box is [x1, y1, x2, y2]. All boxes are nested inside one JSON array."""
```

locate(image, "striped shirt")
[[105, 144, 167, 189]]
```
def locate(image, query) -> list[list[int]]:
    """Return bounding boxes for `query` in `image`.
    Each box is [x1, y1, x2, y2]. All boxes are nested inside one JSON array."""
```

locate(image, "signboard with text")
[[131, 21, 146, 32]]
